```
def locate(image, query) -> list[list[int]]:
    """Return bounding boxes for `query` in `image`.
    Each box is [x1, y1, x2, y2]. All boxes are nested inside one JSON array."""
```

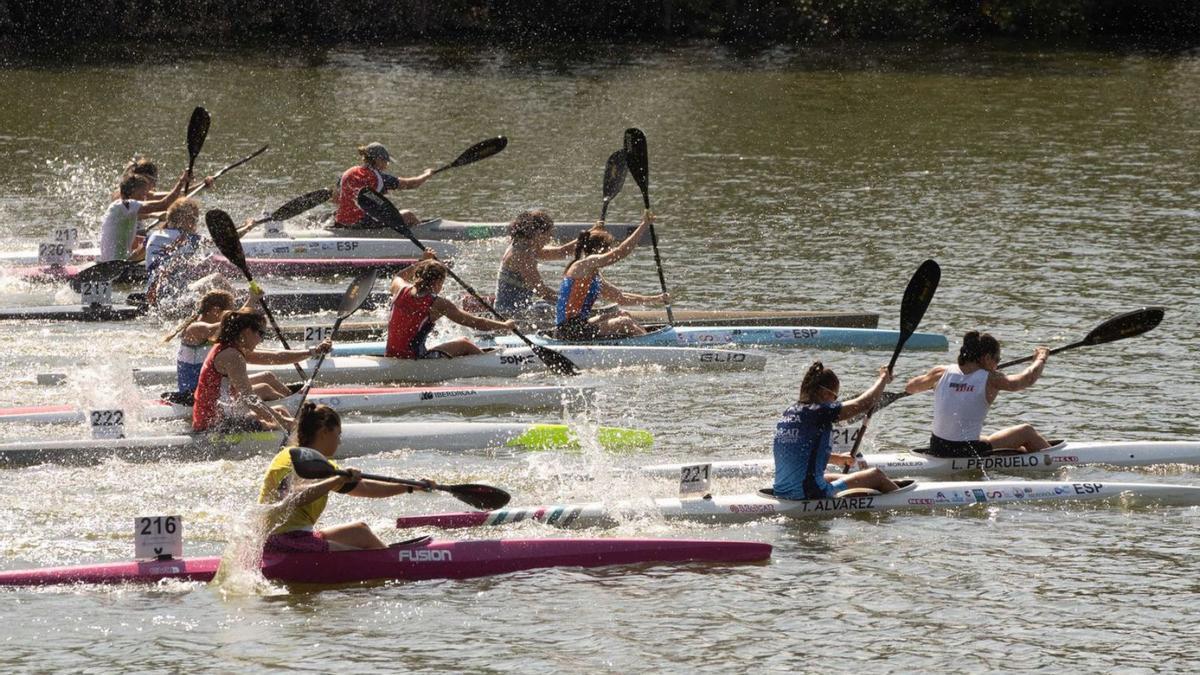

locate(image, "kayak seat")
[[160, 391, 195, 406], [835, 487, 881, 498]]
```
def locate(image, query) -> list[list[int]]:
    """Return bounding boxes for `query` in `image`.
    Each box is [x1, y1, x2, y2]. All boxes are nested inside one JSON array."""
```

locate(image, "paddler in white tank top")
[[905, 330, 1051, 457]]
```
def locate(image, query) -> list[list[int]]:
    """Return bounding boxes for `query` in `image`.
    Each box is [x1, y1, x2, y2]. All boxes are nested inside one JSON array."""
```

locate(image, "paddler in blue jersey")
[[259, 404, 433, 552], [772, 361, 900, 500], [555, 212, 667, 340]]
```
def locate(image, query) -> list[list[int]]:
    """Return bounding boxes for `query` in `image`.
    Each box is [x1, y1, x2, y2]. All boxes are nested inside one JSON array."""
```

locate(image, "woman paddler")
[[332, 142, 432, 230], [386, 252, 515, 358], [904, 330, 1051, 456], [259, 404, 435, 552], [99, 170, 190, 262], [494, 210, 574, 324], [555, 213, 668, 340], [772, 362, 899, 500], [191, 310, 331, 432]]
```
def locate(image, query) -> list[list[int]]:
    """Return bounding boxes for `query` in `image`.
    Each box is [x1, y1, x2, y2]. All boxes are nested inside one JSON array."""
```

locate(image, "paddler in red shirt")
[[332, 142, 433, 229], [386, 251, 516, 359]]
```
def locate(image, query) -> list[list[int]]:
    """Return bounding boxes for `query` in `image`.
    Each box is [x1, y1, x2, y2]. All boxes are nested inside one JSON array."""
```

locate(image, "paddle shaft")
[[147, 145, 268, 232]]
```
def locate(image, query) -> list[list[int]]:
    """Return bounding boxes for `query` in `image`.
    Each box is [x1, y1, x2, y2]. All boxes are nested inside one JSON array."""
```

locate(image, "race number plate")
[[304, 325, 332, 348], [89, 409, 125, 439], [679, 463, 712, 497], [38, 241, 72, 266], [134, 516, 182, 559], [51, 227, 79, 245], [79, 279, 113, 306], [831, 423, 861, 455]]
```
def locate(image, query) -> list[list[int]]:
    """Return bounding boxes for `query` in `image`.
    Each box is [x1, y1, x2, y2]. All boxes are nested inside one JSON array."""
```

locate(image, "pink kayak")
[[13, 256, 417, 283], [0, 537, 772, 586]]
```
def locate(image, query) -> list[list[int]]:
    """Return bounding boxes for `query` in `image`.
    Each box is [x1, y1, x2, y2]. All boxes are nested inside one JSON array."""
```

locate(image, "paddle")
[[872, 306, 1167, 414], [238, 188, 333, 238], [623, 128, 674, 325], [599, 149, 628, 223], [145, 145, 269, 234], [284, 269, 378, 414], [843, 259, 941, 473], [183, 107, 210, 193], [74, 259, 131, 285], [205, 208, 306, 379], [430, 136, 508, 176], [289, 446, 511, 510], [355, 187, 580, 376]]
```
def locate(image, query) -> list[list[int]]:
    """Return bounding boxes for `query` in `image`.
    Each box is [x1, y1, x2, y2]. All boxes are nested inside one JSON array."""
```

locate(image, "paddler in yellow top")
[[258, 403, 434, 552]]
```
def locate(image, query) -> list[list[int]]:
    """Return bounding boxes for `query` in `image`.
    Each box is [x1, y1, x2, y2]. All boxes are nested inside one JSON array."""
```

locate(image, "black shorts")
[[556, 316, 601, 341], [926, 435, 994, 458]]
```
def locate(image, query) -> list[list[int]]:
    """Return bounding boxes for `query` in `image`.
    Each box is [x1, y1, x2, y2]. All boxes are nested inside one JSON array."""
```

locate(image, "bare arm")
[[346, 479, 435, 498], [989, 348, 1048, 393], [587, 214, 651, 268], [536, 240, 576, 260], [596, 277, 668, 306], [836, 367, 893, 421], [244, 339, 329, 366], [391, 169, 434, 190], [431, 297, 514, 332], [905, 366, 947, 394], [137, 170, 188, 215]]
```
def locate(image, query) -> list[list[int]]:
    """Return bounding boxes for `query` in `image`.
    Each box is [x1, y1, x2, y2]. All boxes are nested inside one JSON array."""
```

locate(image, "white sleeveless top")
[[931, 364, 991, 442]]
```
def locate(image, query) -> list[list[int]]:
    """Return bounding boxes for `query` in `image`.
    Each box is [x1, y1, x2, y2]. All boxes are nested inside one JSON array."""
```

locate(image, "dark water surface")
[[0, 43, 1198, 672]]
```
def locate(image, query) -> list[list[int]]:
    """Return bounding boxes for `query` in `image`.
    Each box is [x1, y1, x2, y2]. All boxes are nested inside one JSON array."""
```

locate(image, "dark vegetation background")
[[1, 0, 1197, 51]]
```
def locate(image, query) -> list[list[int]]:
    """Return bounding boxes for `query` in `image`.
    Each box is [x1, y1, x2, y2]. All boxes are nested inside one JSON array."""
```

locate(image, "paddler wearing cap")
[[332, 142, 432, 230]]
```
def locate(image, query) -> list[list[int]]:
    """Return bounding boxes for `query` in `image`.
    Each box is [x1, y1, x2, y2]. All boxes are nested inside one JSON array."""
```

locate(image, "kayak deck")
[[0, 537, 772, 586]]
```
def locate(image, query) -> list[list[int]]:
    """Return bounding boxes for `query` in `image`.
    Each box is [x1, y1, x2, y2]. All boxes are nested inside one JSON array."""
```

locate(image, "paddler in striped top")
[[332, 142, 432, 229], [494, 210, 575, 325], [555, 213, 667, 340], [161, 286, 267, 402], [260, 404, 434, 552], [386, 251, 515, 358], [191, 310, 331, 432], [904, 330, 1051, 457], [773, 362, 899, 500]]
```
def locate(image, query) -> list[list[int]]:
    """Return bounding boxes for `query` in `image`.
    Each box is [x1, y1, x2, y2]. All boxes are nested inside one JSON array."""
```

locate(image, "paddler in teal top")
[[555, 212, 667, 340], [772, 361, 900, 500], [259, 404, 434, 552]]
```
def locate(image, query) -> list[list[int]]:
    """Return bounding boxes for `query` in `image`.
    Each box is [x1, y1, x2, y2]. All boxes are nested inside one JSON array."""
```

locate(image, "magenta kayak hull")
[[0, 537, 771, 586]]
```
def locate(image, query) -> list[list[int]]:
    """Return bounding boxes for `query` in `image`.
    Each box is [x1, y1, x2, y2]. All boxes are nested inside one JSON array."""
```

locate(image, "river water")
[[0, 43, 1198, 672]]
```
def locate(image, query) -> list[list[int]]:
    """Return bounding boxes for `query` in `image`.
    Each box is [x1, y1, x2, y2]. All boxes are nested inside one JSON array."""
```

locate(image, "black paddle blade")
[[889, 259, 940, 370], [289, 447, 338, 480], [338, 270, 378, 319], [356, 187, 412, 236], [76, 259, 132, 285], [446, 136, 508, 170], [270, 189, 333, 222], [623, 128, 650, 209], [1083, 306, 1165, 346], [532, 344, 580, 376], [205, 209, 250, 279], [603, 149, 628, 202], [187, 107, 210, 160], [448, 484, 512, 510]]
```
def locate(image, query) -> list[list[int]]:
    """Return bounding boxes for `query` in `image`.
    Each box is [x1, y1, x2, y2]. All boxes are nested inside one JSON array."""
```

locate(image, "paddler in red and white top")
[[555, 213, 668, 340], [191, 310, 331, 432], [332, 142, 433, 229], [386, 251, 517, 358], [904, 330, 1051, 457], [260, 404, 434, 552]]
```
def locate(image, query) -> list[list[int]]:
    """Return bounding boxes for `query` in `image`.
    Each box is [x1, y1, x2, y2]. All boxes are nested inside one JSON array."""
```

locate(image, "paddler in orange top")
[[386, 251, 516, 358], [332, 142, 432, 229], [555, 212, 668, 340], [260, 404, 434, 552]]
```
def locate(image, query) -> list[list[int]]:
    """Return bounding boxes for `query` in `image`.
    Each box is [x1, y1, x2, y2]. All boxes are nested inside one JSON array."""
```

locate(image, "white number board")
[[305, 325, 332, 348], [678, 463, 712, 497], [89, 409, 125, 439], [51, 227, 79, 245], [38, 241, 72, 266], [831, 423, 861, 455], [134, 516, 182, 559], [79, 280, 113, 306]]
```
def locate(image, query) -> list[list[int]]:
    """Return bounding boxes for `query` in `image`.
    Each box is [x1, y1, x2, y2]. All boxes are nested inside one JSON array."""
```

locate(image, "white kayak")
[[639, 440, 1200, 479], [36, 346, 768, 387], [0, 421, 653, 467], [299, 219, 644, 243], [487, 325, 949, 351], [394, 478, 1200, 529], [0, 385, 589, 425], [0, 238, 455, 265]]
